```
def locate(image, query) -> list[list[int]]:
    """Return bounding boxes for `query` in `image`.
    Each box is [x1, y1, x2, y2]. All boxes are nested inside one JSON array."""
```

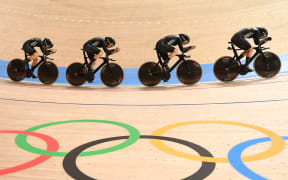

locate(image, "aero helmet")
[[257, 27, 268, 38], [179, 34, 190, 44], [105, 37, 116, 47], [43, 38, 54, 48]]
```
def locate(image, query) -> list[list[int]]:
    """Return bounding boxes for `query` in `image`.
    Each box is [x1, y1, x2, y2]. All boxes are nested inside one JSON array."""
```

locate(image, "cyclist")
[[82, 37, 120, 83], [83, 37, 120, 70], [22, 38, 56, 78], [231, 27, 268, 72], [155, 34, 195, 81]]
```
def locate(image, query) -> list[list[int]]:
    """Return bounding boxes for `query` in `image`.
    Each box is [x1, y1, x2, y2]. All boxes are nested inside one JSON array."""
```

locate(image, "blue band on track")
[[1, 54, 287, 85]]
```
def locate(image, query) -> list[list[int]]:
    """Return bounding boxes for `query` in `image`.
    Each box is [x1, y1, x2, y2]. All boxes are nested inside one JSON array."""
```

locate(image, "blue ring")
[[228, 136, 288, 180]]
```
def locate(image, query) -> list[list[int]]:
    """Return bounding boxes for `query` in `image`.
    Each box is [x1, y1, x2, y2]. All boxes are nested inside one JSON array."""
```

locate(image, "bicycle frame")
[[82, 50, 115, 75], [24, 52, 52, 70], [228, 37, 271, 65], [155, 51, 189, 73]]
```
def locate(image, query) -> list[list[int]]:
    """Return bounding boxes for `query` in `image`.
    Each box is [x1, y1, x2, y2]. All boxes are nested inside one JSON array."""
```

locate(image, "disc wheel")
[[254, 52, 281, 78], [6, 59, 27, 82], [177, 60, 202, 85], [37, 61, 59, 85], [213, 56, 240, 82], [138, 62, 163, 87], [100, 63, 124, 87], [66, 63, 87, 86]]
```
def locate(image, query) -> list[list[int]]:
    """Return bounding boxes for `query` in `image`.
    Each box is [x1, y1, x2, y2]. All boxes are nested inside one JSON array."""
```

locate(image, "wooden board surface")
[[1, 0, 288, 179]]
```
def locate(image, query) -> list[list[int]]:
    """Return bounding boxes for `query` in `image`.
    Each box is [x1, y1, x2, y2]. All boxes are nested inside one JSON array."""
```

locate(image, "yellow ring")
[[151, 121, 285, 163]]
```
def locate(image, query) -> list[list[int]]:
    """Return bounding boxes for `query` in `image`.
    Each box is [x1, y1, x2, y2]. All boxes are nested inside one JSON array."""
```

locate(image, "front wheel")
[[66, 63, 87, 86], [37, 61, 59, 85], [254, 52, 281, 78], [138, 62, 163, 87], [213, 56, 240, 82], [100, 63, 124, 87], [177, 60, 202, 85]]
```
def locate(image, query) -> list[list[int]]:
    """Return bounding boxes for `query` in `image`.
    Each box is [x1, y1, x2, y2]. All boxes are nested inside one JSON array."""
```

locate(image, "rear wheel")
[[213, 56, 240, 82], [100, 63, 124, 87], [7, 59, 27, 81], [254, 52, 281, 78], [177, 60, 202, 85], [66, 63, 87, 86], [38, 61, 58, 85], [138, 62, 163, 87]]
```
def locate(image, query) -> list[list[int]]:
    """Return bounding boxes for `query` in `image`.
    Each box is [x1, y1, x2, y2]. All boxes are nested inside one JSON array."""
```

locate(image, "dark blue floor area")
[[1, 54, 287, 85]]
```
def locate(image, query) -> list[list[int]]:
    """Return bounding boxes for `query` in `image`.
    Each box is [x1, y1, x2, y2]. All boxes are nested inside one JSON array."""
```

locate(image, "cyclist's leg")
[[232, 36, 253, 71], [244, 48, 253, 65], [155, 42, 165, 62], [156, 42, 168, 66], [238, 40, 253, 67], [84, 45, 101, 70], [157, 50, 171, 81], [30, 52, 39, 70], [23, 44, 38, 78], [232, 36, 249, 60], [23, 44, 37, 65], [158, 41, 176, 62], [28, 52, 38, 78], [92, 51, 103, 67], [85, 51, 96, 83], [163, 43, 176, 63], [168, 48, 178, 60], [157, 51, 169, 70]]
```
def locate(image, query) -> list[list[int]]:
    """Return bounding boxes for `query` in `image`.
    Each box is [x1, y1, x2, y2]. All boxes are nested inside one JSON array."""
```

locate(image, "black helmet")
[[257, 27, 268, 38], [105, 37, 116, 47], [43, 38, 54, 48], [179, 34, 190, 44]]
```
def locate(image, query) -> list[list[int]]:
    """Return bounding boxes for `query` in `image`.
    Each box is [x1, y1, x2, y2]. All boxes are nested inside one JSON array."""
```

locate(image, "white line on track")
[[0, 7, 287, 25]]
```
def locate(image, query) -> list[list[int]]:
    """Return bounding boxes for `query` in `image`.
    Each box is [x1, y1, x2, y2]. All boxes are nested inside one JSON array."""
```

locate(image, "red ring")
[[0, 130, 59, 175]]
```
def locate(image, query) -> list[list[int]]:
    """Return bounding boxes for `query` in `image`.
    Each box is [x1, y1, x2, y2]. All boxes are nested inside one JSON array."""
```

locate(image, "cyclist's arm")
[[183, 46, 192, 53], [177, 38, 185, 52], [102, 43, 114, 55], [110, 47, 120, 54], [39, 43, 52, 55], [253, 31, 261, 45], [46, 48, 56, 54]]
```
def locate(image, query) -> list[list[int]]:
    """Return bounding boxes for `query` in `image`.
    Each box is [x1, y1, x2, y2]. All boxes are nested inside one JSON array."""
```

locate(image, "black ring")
[[63, 135, 216, 180]]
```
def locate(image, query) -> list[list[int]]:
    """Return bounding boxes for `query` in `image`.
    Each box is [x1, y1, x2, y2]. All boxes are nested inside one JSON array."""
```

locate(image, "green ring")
[[15, 120, 140, 157]]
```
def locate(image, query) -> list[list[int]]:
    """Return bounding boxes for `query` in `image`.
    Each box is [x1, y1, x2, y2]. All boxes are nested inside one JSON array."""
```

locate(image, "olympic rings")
[[2, 120, 286, 179], [15, 120, 140, 157], [0, 130, 59, 175], [228, 136, 288, 180], [151, 121, 285, 163], [63, 135, 216, 180]]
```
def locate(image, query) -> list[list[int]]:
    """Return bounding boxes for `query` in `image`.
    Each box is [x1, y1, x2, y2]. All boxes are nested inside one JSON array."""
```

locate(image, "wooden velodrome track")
[[1, 0, 288, 179]]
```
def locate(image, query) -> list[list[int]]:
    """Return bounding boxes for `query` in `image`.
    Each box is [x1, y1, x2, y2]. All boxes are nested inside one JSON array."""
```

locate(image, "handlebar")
[[40, 55, 54, 61], [227, 47, 238, 50], [176, 54, 190, 58], [175, 46, 193, 58], [99, 56, 116, 61], [254, 47, 270, 51], [46, 56, 54, 60], [258, 37, 272, 47]]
